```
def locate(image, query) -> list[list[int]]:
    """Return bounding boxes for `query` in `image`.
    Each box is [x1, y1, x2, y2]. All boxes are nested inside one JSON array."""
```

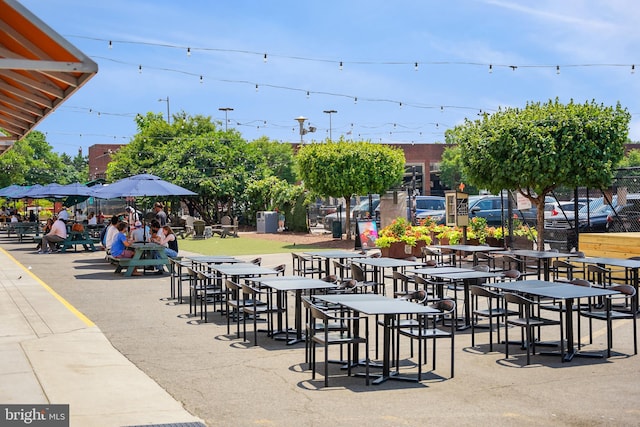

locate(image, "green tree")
[[248, 137, 296, 183], [0, 131, 63, 187], [439, 143, 479, 194], [245, 176, 307, 231], [106, 112, 297, 224], [59, 151, 89, 183], [296, 138, 405, 238], [617, 148, 640, 176], [448, 99, 630, 249]]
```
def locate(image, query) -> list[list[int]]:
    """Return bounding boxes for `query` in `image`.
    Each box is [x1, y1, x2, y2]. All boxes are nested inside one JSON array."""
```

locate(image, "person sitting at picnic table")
[[110, 221, 142, 276], [102, 215, 120, 254], [130, 220, 150, 243], [87, 211, 97, 225], [38, 213, 67, 254], [158, 225, 179, 258], [35, 218, 54, 251]]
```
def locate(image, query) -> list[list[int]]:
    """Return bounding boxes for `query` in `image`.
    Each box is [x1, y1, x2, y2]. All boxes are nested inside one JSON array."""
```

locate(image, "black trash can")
[[332, 221, 342, 238]]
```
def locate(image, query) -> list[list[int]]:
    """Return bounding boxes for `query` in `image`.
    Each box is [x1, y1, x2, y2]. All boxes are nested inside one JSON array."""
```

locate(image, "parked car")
[[413, 196, 446, 224], [606, 196, 640, 232], [323, 196, 380, 232], [544, 196, 624, 233], [468, 194, 539, 226]]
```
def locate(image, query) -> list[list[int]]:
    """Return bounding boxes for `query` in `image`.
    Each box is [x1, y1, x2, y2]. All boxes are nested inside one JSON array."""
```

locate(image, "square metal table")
[[303, 250, 369, 276], [571, 256, 640, 313], [256, 276, 338, 345], [425, 270, 504, 329], [503, 249, 576, 281], [315, 293, 438, 384], [432, 244, 505, 267], [353, 257, 424, 293], [490, 280, 619, 361]]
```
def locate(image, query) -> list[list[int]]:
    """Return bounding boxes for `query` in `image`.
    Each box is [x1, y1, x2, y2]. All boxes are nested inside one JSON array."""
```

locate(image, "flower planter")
[[511, 236, 534, 250], [486, 237, 505, 248], [380, 241, 415, 259]]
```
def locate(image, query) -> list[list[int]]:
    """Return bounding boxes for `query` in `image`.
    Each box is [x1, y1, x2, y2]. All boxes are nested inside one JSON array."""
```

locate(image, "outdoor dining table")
[[489, 279, 620, 361], [503, 249, 575, 281], [353, 257, 424, 294], [314, 293, 439, 384], [421, 269, 504, 329], [570, 256, 640, 313], [212, 263, 278, 279], [432, 244, 505, 267], [303, 250, 369, 276], [255, 276, 338, 345]]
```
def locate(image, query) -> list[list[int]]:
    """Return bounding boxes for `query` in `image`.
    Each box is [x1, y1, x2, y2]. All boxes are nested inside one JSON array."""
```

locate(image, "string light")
[[489, 64, 493, 73], [138, 65, 142, 74], [263, 53, 267, 63], [414, 62, 418, 71], [306, 91, 310, 98], [199, 75, 203, 83], [354, 97, 358, 104], [632, 65, 636, 74], [187, 47, 191, 57], [339, 61, 343, 71], [556, 65, 560, 75], [89, 37, 640, 75], [255, 84, 259, 92]]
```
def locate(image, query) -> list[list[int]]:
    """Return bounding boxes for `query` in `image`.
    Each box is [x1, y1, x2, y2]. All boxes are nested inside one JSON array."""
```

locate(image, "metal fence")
[[543, 167, 640, 251]]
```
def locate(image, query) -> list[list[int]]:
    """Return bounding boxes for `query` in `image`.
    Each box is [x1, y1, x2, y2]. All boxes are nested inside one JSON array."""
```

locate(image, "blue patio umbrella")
[[0, 184, 26, 198], [93, 174, 197, 199], [10, 184, 42, 199], [22, 183, 65, 198]]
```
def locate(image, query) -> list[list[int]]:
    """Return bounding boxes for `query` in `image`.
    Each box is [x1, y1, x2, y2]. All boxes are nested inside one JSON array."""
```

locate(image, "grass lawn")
[[178, 234, 339, 256]]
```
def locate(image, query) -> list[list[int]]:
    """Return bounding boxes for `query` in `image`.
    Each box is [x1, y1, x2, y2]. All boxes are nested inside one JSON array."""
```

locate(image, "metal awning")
[[0, 0, 98, 155]]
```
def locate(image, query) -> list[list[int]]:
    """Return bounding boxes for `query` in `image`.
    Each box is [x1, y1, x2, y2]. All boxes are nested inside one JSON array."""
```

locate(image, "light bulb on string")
[[199, 75, 203, 83], [489, 64, 493, 73], [556, 65, 560, 75], [414, 62, 418, 71], [632, 65, 636, 74], [306, 91, 310, 99], [138, 65, 142, 74], [187, 47, 191, 57], [255, 84, 259, 92], [339, 61, 343, 71], [354, 97, 358, 104], [263, 53, 267, 63], [108, 40, 112, 49]]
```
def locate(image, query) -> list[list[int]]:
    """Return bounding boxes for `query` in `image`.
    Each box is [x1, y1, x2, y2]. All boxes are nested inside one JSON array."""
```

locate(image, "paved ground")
[[2, 232, 640, 426]]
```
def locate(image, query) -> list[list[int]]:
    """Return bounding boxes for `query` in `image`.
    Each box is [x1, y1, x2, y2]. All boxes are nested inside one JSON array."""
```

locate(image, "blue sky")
[[18, 0, 640, 155]]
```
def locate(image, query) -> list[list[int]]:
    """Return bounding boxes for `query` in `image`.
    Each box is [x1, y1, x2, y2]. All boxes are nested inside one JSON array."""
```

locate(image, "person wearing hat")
[[38, 212, 68, 254], [130, 220, 150, 243]]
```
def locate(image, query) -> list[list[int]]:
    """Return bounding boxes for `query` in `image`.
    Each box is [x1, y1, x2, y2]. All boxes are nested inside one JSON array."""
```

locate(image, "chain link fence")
[[543, 167, 640, 251]]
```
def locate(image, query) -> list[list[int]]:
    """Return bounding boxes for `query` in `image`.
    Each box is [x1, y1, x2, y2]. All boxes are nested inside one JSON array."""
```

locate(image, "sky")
[[16, 0, 640, 155]]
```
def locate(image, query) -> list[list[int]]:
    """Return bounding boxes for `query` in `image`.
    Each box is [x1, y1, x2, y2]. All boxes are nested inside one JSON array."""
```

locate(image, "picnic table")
[[7, 222, 40, 241], [109, 242, 170, 277], [59, 230, 96, 252]]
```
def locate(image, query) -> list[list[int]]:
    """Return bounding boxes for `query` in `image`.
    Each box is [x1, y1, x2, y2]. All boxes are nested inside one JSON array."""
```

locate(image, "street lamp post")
[[323, 109, 337, 141], [295, 116, 307, 144], [218, 107, 234, 131], [158, 96, 170, 124]]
